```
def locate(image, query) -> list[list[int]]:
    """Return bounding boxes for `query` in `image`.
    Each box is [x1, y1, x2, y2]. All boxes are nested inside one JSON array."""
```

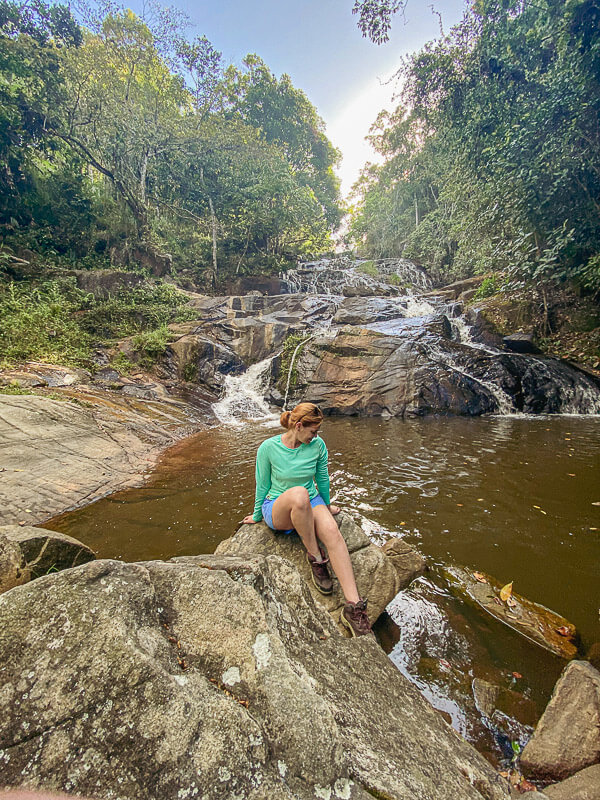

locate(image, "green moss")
[[278, 332, 312, 391], [0, 382, 33, 395]]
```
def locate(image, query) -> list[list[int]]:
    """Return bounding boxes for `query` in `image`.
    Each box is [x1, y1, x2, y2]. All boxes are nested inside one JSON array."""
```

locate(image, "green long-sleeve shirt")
[[252, 434, 331, 522]]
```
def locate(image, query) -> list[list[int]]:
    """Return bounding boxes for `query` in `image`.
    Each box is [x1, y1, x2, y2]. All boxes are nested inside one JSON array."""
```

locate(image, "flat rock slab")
[[215, 512, 422, 632], [0, 525, 95, 589], [543, 764, 600, 800], [520, 661, 600, 782], [447, 567, 578, 659], [0, 395, 202, 526], [0, 555, 510, 800]]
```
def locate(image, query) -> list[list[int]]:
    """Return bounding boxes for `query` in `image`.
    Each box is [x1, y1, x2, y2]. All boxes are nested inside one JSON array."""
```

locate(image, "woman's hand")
[[329, 504, 341, 515], [242, 515, 257, 524]]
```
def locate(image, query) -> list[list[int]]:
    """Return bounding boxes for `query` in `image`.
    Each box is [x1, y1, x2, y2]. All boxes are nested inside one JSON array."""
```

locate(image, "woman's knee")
[[289, 487, 311, 510]]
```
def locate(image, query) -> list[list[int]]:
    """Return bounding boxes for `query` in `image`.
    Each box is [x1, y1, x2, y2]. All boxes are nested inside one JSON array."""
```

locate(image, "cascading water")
[[212, 357, 279, 425]]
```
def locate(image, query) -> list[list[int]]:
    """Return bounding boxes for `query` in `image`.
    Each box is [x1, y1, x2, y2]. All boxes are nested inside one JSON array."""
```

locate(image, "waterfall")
[[212, 357, 278, 426]]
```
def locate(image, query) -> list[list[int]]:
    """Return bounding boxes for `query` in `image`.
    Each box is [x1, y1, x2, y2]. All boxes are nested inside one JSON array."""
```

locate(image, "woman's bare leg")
[[271, 487, 320, 559], [312, 505, 360, 604]]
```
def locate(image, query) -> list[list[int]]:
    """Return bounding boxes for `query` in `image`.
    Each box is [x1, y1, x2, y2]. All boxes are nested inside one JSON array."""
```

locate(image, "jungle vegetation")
[[349, 0, 600, 292]]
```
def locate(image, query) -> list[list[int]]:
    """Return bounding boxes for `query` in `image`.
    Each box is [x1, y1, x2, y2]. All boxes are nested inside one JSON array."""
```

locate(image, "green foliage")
[[473, 275, 501, 300], [0, 277, 92, 364], [182, 361, 198, 382], [349, 0, 600, 292], [0, 273, 194, 366], [356, 260, 378, 277], [0, 3, 342, 286], [131, 324, 172, 367]]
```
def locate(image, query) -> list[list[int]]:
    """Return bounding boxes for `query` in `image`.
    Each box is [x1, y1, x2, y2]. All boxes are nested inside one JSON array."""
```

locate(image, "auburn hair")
[[280, 402, 323, 429]]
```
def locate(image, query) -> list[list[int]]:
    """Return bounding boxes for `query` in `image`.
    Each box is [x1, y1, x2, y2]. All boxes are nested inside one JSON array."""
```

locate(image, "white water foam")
[[212, 357, 279, 426], [403, 294, 437, 318]]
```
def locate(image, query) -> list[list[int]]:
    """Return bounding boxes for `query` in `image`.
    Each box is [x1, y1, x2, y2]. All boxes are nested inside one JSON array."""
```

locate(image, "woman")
[[242, 402, 371, 636]]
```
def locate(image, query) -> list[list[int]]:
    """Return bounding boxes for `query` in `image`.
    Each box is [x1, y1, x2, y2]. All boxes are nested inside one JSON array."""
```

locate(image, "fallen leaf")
[[592, 502, 600, 506], [24, 509, 32, 513], [512, 671, 523, 679], [18, 521, 26, 526], [456, 503, 463, 507], [399, 521, 406, 525], [567, 473, 576, 477], [517, 779, 537, 793], [590, 527, 598, 531], [477, 498, 484, 501], [500, 582, 513, 602], [556, 626, 571, 637], [473, 571, 488, 583], [533, 505, 541, 509]]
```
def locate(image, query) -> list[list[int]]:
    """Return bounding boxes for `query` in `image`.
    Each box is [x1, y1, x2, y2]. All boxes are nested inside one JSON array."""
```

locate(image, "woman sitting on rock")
[[242, 402, 371, 636]]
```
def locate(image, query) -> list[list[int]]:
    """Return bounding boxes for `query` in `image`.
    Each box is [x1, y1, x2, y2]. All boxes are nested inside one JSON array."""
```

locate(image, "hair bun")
[[280, 410, 292, 428]]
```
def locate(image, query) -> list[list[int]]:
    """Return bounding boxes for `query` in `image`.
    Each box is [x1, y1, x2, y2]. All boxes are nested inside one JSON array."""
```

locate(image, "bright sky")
[[134, 0, 468, 197]]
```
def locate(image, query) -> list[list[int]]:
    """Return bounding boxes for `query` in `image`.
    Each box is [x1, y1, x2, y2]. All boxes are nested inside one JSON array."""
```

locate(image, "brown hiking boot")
[[307, 550, 333, 595], [341, 599, 372, 637]]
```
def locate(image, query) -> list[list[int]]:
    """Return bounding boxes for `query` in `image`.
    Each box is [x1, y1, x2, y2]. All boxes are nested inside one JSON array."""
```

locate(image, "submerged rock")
[[215, 512, 419, 632], [446, 567, 578, 660], [520, 661, 600, 782], [0, 555, 510, 800]]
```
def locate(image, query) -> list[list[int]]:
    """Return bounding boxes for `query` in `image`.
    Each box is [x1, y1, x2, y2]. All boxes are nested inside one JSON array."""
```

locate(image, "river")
[[45, 413, 600, 764]]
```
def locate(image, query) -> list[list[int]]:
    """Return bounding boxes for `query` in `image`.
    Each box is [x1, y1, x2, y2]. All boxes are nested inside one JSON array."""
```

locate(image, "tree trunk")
[[208, 194, 218, 287]]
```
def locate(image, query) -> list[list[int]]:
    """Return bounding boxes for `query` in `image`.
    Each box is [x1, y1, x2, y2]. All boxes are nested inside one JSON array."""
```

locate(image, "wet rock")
[[446, 567, 578, 659], [520, 661, 600, 782], [224, 275, 289, 295], [0, 555, 510, 800], [0, 395, 202, 525], [167, 334, 244, 391], [422, 275, 488, 300], [0, 365, 90, 388], [543, 764, 600, 800], [503, 333, 540, 354], [0, 525, 95, 585], [382, 537, 427, 588], [285, 327, 600, 416], [215, 512, 416, 632], [333, 297, 407, 326], [289, 329, 500, 417]]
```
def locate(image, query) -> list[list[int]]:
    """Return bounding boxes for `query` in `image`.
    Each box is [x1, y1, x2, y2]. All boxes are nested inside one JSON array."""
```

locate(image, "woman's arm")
[[251, 441, 272, 521], [314, 438, 331, 505]]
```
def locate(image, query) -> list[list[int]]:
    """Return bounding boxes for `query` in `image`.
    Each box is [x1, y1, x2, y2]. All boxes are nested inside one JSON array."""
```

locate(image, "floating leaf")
[[512, 671, 523, 679], [592, 502, 600, 506], [456, 503, 463, 507], [556, 626, 571, 637], [500, 582, 514, 602], [473, 571, 488, 583]]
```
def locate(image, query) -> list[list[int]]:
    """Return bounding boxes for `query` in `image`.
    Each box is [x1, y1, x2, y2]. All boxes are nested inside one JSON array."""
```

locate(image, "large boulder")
[[520, 661, 600, 782], [286, 326, 600, 416], [0, 526, 95, 591], [215, 512, 418, 631], [0, 555, 510, 800], [543, 764, 600, 800]]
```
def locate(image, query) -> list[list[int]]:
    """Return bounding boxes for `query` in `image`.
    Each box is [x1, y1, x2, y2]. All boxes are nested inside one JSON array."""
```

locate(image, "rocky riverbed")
[[1, 258, 599, 799]]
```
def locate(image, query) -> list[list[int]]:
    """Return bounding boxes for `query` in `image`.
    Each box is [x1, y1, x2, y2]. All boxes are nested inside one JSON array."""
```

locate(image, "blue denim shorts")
[[262, 493, 327, 534]]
